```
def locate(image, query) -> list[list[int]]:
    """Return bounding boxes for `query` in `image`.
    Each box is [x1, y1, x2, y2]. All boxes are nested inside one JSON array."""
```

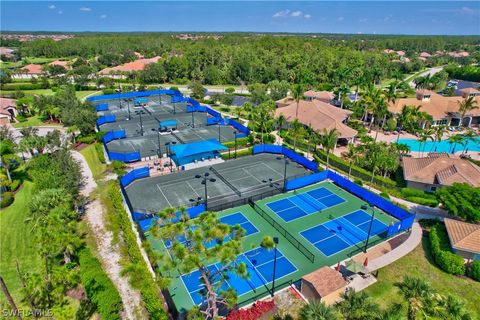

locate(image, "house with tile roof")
[[402, 153, 480, 192], [0, 98, 17, 125], [388, 90, 480, 128], [274, 99, 357, 143], [444, 218, 480, 260], [12, 63, 44, 79], [99, 56, 161, 79]]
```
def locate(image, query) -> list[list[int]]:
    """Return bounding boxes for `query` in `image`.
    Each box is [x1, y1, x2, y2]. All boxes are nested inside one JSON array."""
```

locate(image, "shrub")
[[379, 192, 390, 199], [102, 88, 115, 95], [78, 134, 97, 144], [221, 147, 252, 160], [226, 300, 275, 320], [401, 187, 426, 198], [111, 160, 126, 175], [1, 83, 45, 90], [10, 179, 21, 192], [354, 179, 363, 186], [429, 224, 465, 275], [405, 196, 439, 207], [470, 260, 480, 282], [223, 137, 250, 149], [0, 191, 14, 208], [78, 248, 122, 320], [95, 143, 106, 164]]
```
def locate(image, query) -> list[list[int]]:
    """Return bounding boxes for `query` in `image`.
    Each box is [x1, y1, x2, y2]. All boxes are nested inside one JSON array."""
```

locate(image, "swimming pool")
[[397, 137, 480, 153]]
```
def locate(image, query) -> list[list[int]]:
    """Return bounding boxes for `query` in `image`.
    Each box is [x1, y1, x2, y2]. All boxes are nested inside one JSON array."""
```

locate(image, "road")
[[408, 66, 444, 88]]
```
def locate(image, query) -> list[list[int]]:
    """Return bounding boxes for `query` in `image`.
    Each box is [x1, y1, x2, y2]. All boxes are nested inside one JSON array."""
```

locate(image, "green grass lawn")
[[76, 90, 100, 99], [80, 144, 107, 179], [365, 236, 480, 317], [0, 181, 42, 305], [12, 115, 46, 128]]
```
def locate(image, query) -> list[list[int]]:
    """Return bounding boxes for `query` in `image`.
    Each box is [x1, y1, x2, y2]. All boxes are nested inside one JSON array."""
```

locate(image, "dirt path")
[[72, 151, 144, 319]]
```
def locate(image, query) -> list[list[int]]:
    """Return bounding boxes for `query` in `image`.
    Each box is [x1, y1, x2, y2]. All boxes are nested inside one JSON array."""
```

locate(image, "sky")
[[1, 1, 479, 35]]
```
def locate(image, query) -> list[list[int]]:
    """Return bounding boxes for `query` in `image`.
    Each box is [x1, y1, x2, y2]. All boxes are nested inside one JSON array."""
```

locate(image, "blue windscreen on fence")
[[95, 103, 108, 111], [186, 97, 200, 107], [120, 166, 150, 187], [138, 218, 157, 232], [207, 117, 221, 125], [87, 89, 182, 102], [206, 107, 221, 118], [226, 118, 250, 136], [326, 170, 414, 233], [97, 114, 116, 126], [103, 130, 126, 143], [252, 144, 318, 172], [108, 151, 141, 163], [285, 171, 328, 191]]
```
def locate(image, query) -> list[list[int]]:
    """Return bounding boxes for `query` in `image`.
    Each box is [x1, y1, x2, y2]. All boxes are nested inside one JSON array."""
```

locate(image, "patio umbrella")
[[335, 262, 341, 272], [345, 259, 364, 273], [363, 257, 369, 267]]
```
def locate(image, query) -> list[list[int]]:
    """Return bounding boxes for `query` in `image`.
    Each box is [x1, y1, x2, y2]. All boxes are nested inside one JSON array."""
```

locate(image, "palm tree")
[[441, 294, 472, 320], [344, 144, 360, 180], [292, 83, 304, 118], [299, 301, 339, 320], [448, 134, 465, 154], [319, 129, 338, 170], [289, 119, 303, 151], [418, 129, 433, 157], [462, 129, 475, 154], [457, 96, 479, 127], [395, 276, 434, 320], [276, 114, 285, 131], [433, 125, 447, 148], [335, 288, 380, 320]]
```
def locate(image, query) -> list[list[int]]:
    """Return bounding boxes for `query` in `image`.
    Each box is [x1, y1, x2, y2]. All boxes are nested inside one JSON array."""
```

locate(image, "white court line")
[[242, 168, 263, 184], [261, 162, 285, 178], [185, 180, 201, 198], [156, 184, 173, 207], [127, 141, 137, 152]]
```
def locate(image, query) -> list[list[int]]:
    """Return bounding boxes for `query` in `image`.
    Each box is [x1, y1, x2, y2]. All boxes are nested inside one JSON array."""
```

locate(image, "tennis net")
[[297, 193, 324, 211], [248, 200, 315, 263], [170, 131, 185, 144], [336, 218, 367, 244], [210, 167, 242, 197]]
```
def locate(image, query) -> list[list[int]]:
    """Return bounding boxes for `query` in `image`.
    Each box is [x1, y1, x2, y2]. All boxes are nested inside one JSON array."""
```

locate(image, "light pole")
[[233, 130, 238, 159], [191, 109, 195, 128], [151, 128, 162, 158], [218, 123, 221, 142], [135, 110, 145, 136], [126, 99, 131, 120], [165, 141, 177, 172], [276, 156, 289, 191], [361, 203, 375, 253], [271, 237, 279, 297], [195, 172, 216, 209]]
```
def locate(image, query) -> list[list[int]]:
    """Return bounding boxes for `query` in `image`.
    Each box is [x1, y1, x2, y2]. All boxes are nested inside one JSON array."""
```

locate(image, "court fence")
[[120, 166, 150, 187], [97, 114, 116, 126], [285, 171, 328, 191], [253, 144, 318, 172], [95, 103, 108, 112], [108, 151, 141, 163], [226, 118, 250, 138], [249, 200, 316, 263], [87, 89, 182, 102], [103, 130, 126, 143]]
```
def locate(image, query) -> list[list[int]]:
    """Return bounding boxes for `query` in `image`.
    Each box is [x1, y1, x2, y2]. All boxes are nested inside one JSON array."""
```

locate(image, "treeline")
[[445, 65, 480, 82], [3, 34, 477, 86]]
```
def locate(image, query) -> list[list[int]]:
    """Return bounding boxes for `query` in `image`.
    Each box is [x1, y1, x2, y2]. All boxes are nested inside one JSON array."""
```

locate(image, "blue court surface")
[[300, 210, 389, 256], [165, 212, 258, 249], [181, 247, 297, 305], [266, 187, 345, 222]]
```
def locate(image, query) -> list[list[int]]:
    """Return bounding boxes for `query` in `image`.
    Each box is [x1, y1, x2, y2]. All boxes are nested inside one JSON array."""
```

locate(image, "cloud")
[[100, 14, 107, 19], [273, 9, 311, 19], [80, 7, 92, 12], [338, 16, 344, 21], [459, 6, 479, 15], [58, 10, 63, 15], [273, 9, 290, 18], [48, 4, 56, 9], [358, 18, 368, 23]]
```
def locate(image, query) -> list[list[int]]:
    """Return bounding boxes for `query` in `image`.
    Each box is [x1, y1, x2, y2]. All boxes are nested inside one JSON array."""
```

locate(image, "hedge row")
[[223, 136, 250, 149], [95, 143, 106, 164], [1, 83, 46, 90], [107, 182, 168, 319], [221, 147, 252, 160], [470, 261, 480, 282], [78, 247, 123, 320], [0, 191, 14, 208], [429, 224, 465, 275]]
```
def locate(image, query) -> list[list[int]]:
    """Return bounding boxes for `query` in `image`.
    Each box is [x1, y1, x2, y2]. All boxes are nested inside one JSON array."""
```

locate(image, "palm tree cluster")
[[294, 276, 473, 320]]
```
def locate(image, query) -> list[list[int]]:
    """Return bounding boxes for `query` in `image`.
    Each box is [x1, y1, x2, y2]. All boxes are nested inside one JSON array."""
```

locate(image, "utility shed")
[[301, 267, 347, 305]]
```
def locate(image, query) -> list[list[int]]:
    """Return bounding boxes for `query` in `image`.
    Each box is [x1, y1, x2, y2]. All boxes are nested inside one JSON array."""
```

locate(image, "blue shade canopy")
[[134, 97, 148, 103], [159, 120, 177, 127], [170, 139, 227, 158]]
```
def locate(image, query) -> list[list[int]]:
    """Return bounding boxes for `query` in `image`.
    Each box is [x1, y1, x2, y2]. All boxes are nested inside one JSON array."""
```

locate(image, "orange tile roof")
[[304, 90, 335, 102], [99, 56, 161, 74], [21, 64, 43, 74], [0, 98, 16, 116], [388, 91, 480, 121], [302, 267, 347, 297], [420, 52, 432, 58], [402, 153, 480, 187], [48, 60, 69, 68], [274, 99, 357, 138], [444, 218, 480, 254]]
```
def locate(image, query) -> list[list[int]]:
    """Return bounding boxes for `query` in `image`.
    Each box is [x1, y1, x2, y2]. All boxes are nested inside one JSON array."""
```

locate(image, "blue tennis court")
[[300, 210, 389, 256], [266, 187, 346, 222], [181, 247, 297, 305], [165, 212, 258, 250]]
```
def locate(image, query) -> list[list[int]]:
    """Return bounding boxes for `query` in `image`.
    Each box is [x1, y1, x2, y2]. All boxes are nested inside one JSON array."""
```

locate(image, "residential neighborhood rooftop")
[[444, 218, 480, 254], [99, 56, 161, 74]]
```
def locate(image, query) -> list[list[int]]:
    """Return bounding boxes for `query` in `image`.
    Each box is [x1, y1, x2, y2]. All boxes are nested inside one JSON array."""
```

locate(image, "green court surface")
[[147, 181, 398, 312], [125, 153, 311, 214]]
